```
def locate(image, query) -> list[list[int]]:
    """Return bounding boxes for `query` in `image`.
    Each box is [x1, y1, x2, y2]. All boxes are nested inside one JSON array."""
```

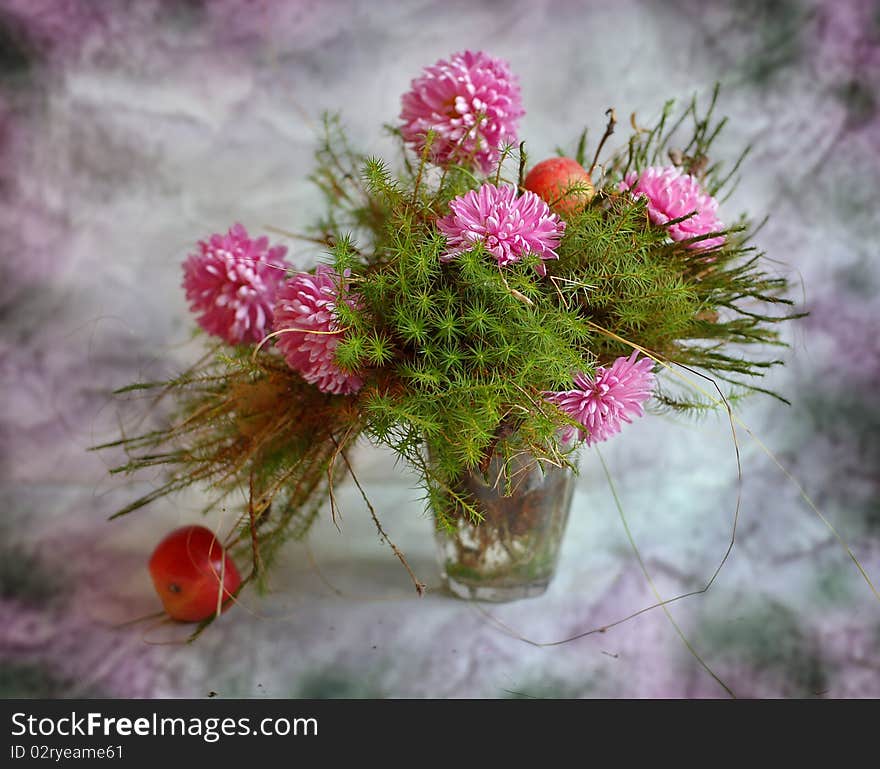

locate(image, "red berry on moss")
[[148, 525, 241, 622], [523, 157, 594, 215]]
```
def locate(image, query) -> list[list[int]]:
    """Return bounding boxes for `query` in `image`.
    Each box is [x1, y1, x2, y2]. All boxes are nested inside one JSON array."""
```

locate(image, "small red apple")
[[148, 525, 241, 622], [523, 156, 594, 215]]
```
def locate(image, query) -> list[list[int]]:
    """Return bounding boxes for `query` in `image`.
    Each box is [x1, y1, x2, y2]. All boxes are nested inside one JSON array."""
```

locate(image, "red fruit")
[[148, 525, 241, 622], [523, 156, 594, 214]]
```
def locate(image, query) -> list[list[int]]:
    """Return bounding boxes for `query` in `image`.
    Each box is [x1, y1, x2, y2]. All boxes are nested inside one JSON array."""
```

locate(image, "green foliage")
[[333, 209, 595, 516], [305, 87, 799, 521]]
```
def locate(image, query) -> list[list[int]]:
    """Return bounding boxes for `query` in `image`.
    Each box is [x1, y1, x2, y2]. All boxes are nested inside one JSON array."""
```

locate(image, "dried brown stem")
[[589, 107, 618, 177], [247, 471, 264, 579], [336, 444, 426, 597]]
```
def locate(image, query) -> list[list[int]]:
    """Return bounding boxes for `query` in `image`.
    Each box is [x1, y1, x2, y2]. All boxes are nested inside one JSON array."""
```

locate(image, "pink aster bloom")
[[544, 352, 655, 446], [399, 50, 524, 173], [182, 223, 289, 346], [273, 266, 363, 395], [438, 183, 565, 276], [620, 165, 725, 250]]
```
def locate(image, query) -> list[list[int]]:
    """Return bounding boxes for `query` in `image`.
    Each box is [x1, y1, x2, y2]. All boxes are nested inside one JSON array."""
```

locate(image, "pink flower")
[[273, 266, 363, 395], [544, 353, 655, 445], [438, 184, 565, 276], [182, 223, 289, 346], [399, 50, 524, 173], [620, 166, 725, 250]]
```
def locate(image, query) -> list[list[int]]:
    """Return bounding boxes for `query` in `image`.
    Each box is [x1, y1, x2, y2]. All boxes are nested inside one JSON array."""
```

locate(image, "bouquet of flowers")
[[100, 51, 797, 623]]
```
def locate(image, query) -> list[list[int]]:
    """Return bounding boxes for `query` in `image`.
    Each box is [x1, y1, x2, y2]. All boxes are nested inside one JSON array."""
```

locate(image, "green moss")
[[444, 552, 555, 586]]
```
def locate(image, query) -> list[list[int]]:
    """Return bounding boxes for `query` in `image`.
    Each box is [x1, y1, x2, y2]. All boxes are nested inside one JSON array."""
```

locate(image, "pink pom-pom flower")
[[399, 50, 524, 173], [438, 183, 565, 276], [544, 352, 655, 445], [620, 166, 725, 250], [273, 266, 363, 396], [182, 223, 289, 346]]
